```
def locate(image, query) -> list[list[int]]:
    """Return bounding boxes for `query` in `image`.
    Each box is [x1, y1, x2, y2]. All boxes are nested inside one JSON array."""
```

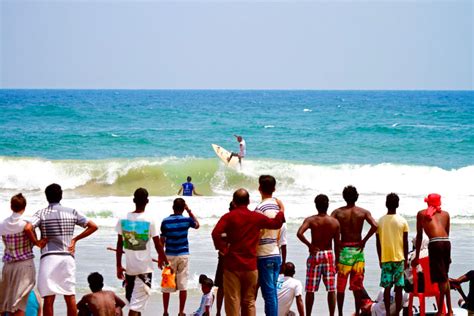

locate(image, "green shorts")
[[380, 261, 404, 288]]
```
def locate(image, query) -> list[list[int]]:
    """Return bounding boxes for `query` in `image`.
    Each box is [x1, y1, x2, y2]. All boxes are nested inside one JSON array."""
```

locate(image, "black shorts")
[[428, 239, 451, 283]]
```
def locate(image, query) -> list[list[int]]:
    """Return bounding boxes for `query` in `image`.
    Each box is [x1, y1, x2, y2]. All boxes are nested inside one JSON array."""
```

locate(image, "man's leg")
[[395, 286, 403, 315], [437, 280, 453, 316], [257, 257, 280, 316], [162, 293, 170, 315], [328, 291, 336, 316], [353, 290, 363, 316], [216, 286, 224, 316], [305, 292, 315, 315], [179, 290, 187, 315], [43, 295, 55, 316], [241, 270, 258, 316], [384, 287, 391, 316], [64, 295, 77, 316], [224, 269, 241, 316]]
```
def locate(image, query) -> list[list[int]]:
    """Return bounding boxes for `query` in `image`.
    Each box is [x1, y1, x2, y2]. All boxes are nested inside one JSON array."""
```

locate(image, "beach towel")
[[0, 259, 35, 313], [38, 254, 76, 297]]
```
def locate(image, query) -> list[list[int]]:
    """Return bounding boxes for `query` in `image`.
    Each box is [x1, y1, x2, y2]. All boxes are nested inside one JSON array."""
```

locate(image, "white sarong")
[[38, 254, 76, 296]]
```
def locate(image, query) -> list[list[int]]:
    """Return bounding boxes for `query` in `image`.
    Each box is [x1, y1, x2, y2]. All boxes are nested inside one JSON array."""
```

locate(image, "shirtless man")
[[331, 186, 378, 316], [297, 194, 340, 316], [413, 193, 453, 316], [77, 272, 126, 316]]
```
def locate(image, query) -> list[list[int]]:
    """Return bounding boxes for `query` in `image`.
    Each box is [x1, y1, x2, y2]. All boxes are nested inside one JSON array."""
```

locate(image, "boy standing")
[[116, 188, 167, 316], [297, 194, 340, 316], [376, 193, 409, 316], [255, 175, 286, 316], [160, 198, 200, 316]]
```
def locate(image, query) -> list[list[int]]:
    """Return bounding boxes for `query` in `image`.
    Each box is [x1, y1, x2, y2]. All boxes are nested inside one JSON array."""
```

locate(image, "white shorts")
[[38, 254, 76, 296], [126, 274, 152, 312]]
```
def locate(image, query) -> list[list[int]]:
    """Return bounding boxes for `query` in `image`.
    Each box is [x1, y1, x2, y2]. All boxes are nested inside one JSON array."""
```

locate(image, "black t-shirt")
[[466, 270, 474, 310]]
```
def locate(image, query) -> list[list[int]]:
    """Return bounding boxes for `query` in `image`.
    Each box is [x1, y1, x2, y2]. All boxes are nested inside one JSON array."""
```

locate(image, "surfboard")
[[212, 144, 240, 168]]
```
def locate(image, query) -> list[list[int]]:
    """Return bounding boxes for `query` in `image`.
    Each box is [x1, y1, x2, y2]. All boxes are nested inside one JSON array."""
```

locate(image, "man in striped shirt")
[[160, 198, 200, 316], [32, 183, 98, 316], [255, 175, 286, 316]]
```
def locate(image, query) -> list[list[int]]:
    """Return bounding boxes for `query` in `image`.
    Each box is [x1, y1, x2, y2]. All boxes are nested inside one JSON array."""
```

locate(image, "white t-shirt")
[[0, 212, 27, 235], [371, 289, 409, 316], [277, 275, 303, 316], [279, 223, 288, 247], [115, 212, 159, 275], [193, 292, 213, 316], [239, 139, 246, 157]]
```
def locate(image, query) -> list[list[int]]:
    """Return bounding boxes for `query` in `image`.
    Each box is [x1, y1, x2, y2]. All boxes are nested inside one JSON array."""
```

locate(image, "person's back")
[[332, 205, 370, 244], [330, 186, 377, 316], [277, 263, 304, 316], [78, 291, 121, 316], [297, 194, 340, 316], [419, 209, 449, 239]]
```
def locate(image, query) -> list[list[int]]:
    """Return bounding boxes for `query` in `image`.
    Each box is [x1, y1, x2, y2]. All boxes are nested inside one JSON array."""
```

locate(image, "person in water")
[[178, 176, 201, 196]]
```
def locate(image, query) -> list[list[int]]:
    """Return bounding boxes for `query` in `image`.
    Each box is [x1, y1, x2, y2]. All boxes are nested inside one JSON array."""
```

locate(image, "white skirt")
[[38, 254, 76, 296]]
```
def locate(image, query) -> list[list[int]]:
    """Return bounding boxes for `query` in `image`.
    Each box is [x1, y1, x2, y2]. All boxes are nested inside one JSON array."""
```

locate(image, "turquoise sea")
[[0, 90, 473, 315]]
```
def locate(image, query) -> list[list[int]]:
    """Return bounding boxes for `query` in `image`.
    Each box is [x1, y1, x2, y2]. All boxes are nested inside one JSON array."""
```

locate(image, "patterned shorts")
[[337, 246, 365, 292], [380, 261, 404, 288], [305, 250, 336, 292]]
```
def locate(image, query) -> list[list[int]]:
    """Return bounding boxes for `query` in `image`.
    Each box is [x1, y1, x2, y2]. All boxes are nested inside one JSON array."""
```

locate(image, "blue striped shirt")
[[160, 214, 196, 256]]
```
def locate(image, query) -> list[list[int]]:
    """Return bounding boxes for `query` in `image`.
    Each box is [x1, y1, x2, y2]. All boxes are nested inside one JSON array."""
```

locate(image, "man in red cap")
[[413, 193, 453, 315]]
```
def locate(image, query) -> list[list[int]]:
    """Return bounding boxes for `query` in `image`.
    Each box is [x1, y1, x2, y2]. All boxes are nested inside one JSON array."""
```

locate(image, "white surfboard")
[[212, 144, 240, 168]]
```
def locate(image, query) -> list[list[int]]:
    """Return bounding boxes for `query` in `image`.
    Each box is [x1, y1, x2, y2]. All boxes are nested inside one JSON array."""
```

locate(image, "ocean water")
[[0, 89, 472, 222], [1, 90, 473, 314]]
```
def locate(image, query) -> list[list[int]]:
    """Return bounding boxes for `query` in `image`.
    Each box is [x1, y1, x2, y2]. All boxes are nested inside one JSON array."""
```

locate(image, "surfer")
[[178, 176, 201, 196], [227, 135, 246, 166]]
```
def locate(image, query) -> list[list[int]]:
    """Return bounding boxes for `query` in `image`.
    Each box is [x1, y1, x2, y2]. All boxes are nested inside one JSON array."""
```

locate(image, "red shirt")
[[212, 206, 285, 271]]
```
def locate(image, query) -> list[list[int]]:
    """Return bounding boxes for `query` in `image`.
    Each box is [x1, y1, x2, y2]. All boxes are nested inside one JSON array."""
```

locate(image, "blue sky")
[[1, 0, 472, 90]]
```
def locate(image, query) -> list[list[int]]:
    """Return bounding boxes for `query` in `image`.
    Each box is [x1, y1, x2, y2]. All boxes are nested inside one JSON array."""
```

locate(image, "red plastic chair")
[[408, 257, 446, 316]]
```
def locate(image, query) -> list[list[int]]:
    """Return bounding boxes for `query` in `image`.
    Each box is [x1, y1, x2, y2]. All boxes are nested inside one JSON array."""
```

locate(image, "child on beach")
[[376, 193, 409, 315], [77, 272, 126, 316], [0, 193, 46, 315], [193, 274, 215, 316]]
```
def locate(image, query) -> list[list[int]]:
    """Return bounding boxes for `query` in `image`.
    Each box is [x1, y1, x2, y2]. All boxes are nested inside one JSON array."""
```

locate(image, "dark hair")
[[314, 194, 329, 213], [386, 193, 399, 210], [202, 277, 213, 288], [133, 188, 149, 206], [87, 272, 104, 292], [45, 183, 62, 204], [233, 188, 250, 207], [229, 201, 236, 211], [283, 262, 296, 277], [187, 176, 192, 182], [342, 185, 358, 204], [11, 193, 27, 213], [173, 198, 186, 213], [259, 175, 276, 195]]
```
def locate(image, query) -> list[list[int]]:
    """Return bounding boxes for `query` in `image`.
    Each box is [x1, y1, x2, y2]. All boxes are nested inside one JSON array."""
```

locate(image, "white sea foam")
[[303, 108, 312, 112], [0, 156, 472, 223]]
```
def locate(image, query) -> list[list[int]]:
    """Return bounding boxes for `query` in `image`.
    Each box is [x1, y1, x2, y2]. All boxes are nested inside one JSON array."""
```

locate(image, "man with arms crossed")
[[116, 188, 168, 316], [297, 194, 340, 316], [212, 188, 285, 316], [32, 183, 98, 316], [331, 185, 378, 316], [413, 193, 453, 316], [376, 193, 409, 316]]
